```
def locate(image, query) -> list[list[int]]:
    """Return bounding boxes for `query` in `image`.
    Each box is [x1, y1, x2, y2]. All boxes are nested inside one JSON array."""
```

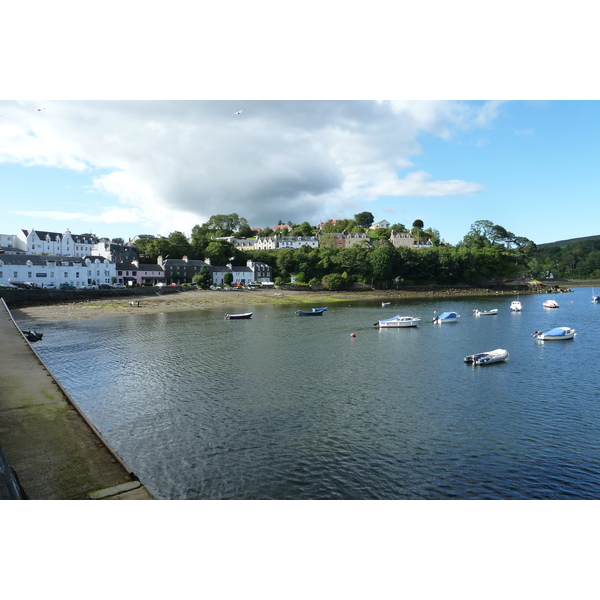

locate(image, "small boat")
[[225, 312, 253, 319], [433, 311, 460, 323], [532, 326, 576, 340], [311, 307, 327, 312], [297, 310, 324, 316], [22, 329, 43, 342], [593, 296, 600, 304], [382, 302, 391, 307], [510, 300, 522, 312], [464, 348, 509, 365], [543, 299, 559, 309], [473, 308, 498, 316], [375, 315, 421, 328]]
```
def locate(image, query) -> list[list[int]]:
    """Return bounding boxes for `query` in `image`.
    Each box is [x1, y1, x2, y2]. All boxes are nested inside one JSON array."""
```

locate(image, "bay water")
[[25, 287, 600, 499]]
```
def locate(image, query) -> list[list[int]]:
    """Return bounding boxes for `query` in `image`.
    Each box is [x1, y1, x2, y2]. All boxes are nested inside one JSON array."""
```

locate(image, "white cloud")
[[1, 100, 498, 234]]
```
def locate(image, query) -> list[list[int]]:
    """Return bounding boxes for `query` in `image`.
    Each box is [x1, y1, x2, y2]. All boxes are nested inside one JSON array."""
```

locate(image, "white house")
[[18, 229, 98, 257], [0, 234, 25, 253], [370, 220, 391, 230], [0, 255, 116, 288]]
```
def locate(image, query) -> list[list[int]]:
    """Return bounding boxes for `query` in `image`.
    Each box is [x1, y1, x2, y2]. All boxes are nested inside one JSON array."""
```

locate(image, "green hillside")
[[537, 234, 600, 249]]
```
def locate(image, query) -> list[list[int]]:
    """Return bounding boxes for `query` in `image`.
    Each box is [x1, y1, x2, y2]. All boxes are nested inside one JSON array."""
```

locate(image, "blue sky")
[[1, 100, 599, 247]]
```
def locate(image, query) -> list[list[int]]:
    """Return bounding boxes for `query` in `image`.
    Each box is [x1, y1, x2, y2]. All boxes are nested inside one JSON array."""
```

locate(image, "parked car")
[[98, 284, 114, 289], [42, 284, 57, 290], [114, 283, 126, 289], [82, 284, 98, 289], [59, 283, 76, 290]]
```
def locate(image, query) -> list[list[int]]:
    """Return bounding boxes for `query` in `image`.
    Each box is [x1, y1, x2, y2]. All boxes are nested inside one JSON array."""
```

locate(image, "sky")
[[2, 99, 599, 247]]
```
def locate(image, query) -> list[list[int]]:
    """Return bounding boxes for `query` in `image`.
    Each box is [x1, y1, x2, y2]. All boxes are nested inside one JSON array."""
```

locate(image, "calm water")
[[22, 287, 600, 499]]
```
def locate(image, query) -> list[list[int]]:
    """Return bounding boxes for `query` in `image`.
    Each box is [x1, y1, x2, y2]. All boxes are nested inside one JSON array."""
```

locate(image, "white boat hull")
[[532, 327, 576, 340], [377, 316, 421, 328], [510, 301, 522, 312], [543, 300, 559, 308], [473, 309, 498, 316], [464, 348, 509, 365]]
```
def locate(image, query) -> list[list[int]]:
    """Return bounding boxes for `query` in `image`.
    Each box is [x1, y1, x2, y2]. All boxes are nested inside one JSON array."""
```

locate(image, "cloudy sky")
[[3, 99, 600, 246], [2, 3, 599, 250]]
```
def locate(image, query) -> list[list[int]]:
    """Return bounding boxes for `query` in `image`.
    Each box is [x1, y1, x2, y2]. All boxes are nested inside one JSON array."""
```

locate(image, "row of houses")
[[0, 255, 273, 289], [229, 231, 434, 251], [2, 227, 434, 261]]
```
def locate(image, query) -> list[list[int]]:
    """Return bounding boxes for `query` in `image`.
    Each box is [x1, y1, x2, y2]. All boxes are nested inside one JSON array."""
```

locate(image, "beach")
[[10, 285, 533, 322]]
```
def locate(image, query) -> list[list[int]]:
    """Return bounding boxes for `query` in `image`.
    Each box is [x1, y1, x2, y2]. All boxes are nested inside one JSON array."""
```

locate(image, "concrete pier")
[[0, 298, 153, 499]]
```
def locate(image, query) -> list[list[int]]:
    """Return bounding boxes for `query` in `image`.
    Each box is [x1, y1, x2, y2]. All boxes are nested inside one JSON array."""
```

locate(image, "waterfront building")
[[0, 254, 116, 288]]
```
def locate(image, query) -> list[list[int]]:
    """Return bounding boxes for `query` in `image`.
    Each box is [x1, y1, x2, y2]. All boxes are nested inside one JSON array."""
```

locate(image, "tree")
[[224, 272, 234, 286], [412, 219, 424, 247], [193, 267, 213, 288], [354, 211, 374, 229], [204, 241, 234, 265], [111, 237, 124, 245]]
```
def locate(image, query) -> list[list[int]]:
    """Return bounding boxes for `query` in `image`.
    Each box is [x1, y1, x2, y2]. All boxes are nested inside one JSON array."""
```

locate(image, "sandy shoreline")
[[10, 285, 540, 322]]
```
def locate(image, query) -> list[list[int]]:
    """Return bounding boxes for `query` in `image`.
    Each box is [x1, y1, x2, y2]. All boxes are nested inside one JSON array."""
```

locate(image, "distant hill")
[[537, 234, 600, 249]]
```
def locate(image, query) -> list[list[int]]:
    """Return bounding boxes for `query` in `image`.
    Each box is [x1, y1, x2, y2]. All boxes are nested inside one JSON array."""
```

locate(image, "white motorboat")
[[543, 299, 559, 309], [433, 311, 460, 323], [376, 315, 421, 328], [473, 308, 498, 316], [464, 348, 509, 365], [510, 300, 522, 312], [532, 327, 576, 340]]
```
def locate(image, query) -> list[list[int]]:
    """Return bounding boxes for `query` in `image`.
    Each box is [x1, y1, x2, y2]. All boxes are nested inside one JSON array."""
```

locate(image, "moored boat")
[[464, 348, 509, 365], [22, 329, 43, 342], [473, 308, 498, 316], [297, 310, 323, 316], [532, 326, 576, 340], [433, 311, 460, 323], [543, 299, 559, 309], [510, 300, 522, 312], [593, 296, 600, 304], [311, 307, 327, 312], [225, 312, 253, 320], [375, 315, 421, 328]]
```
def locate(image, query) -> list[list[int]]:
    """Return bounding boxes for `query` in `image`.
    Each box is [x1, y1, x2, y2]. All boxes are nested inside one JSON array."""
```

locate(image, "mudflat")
[[10, 285, 528, 322]]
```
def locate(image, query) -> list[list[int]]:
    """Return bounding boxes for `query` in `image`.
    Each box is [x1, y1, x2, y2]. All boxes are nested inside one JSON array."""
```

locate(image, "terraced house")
[[18, 229, 99, 257], [0, 255, 116, 288]]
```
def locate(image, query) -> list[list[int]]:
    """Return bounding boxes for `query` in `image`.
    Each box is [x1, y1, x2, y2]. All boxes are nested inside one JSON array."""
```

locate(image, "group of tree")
[[526, 236, 600, 280], [128, 211, 600, 289]]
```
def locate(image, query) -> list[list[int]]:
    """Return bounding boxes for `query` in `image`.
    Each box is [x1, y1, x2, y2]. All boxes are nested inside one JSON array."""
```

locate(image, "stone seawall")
[[0, 298, 153, 499]]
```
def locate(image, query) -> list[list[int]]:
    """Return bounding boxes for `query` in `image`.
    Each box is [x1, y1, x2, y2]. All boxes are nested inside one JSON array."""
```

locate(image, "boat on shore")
[[225, 312, 253, 320], [473, 308, 498, 316], [375, 315, 421, 328], [433, 311, 460, 323], [464, 348, 509, 365], [532, 327, 576, 340], [543, 299, 559, 309]]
